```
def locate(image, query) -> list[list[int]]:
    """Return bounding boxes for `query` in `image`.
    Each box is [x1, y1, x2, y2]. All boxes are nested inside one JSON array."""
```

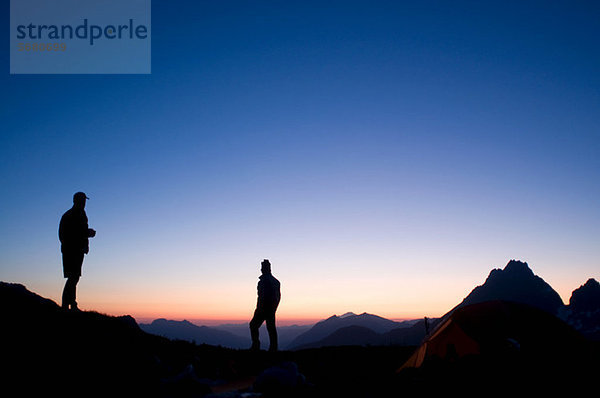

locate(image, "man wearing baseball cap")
[[58, 192, 96, 311]]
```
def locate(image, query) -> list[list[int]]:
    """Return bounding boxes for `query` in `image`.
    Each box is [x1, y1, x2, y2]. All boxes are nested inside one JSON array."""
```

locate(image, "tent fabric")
[[398, 300, 584, 371], [424, 320, 480, 360], [398, 318, 479, 371], [399, 343, 426, 370]]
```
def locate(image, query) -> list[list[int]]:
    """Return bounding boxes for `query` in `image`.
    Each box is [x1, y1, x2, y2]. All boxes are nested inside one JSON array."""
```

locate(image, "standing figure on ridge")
[[59, 192, 96, 311], [250, 259, 281, 351]]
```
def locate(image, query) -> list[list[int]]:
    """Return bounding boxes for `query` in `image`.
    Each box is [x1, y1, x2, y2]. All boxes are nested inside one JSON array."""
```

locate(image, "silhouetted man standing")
[[59, 192, 96, 311], [250, 259, 281, 351]]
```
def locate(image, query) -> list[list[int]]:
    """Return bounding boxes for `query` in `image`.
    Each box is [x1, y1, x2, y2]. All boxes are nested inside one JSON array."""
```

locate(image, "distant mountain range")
[[215, 322, 312, 349], [287, 312, 425, 349], [139, 319, 312, 349], [288, 312, 406, 349], [139, 311, 429, 350], [293, 320, 430, 350], [3, 258, 598, 358], [137, 259, 600, 349], [139, 319, 249, 348], [297, 325, 381, 349], [3, 278, 597, 396], [292, 259, 600, 347]]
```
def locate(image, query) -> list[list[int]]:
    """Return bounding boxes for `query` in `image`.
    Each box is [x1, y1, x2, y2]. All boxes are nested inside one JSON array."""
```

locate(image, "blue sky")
[[1, 1, 599, 321]]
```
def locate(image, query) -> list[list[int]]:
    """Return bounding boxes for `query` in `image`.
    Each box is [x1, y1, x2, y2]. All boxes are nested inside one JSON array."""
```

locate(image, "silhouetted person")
[[250, 259, 281, 351], [59, 192, 96, 311]]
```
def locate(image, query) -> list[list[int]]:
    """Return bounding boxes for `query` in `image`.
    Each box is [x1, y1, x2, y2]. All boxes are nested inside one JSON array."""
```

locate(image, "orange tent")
[[399, 300, 584, 371], [399, 313, 479, 370]]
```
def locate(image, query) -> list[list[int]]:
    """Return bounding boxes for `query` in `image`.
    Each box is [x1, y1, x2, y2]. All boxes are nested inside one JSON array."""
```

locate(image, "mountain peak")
[[584, 278, 599, 288], [459, 259, 564, 314], [569, 278, 600, 311], [289, 311, 402, 349], [503, 259, 534, 276]]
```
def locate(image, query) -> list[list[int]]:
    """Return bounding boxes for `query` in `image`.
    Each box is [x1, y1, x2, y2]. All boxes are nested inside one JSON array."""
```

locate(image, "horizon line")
[[132, 315, 424, 327]]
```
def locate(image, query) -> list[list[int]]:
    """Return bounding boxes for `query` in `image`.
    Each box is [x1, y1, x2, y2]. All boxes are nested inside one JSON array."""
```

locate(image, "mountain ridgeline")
[[289, 260, 600, 348], [140, 312, 425, 350], [288, 312, 409, 349], [2, 260, 598, 355], [139, 260, 600, 349], [458, 259, 564, 314], [2, 258, 599, 396], [140, 318, 249, 348], [139, 319, 313, 349], [563, 278, 600, 341], [451, 260, 599, 341]]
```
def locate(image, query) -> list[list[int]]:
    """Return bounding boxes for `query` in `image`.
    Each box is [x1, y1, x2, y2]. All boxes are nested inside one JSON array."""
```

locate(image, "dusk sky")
[[1, 1, 599, 324]]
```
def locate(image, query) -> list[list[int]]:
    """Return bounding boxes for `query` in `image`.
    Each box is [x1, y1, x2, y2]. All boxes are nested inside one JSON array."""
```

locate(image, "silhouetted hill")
[[294, 319, 436, 349], [288, 312, 406, 349], [140, 318, 248, 348], [458, 259, 564, 314], [1, 282, 171, 396], [0, 281, 422, 397], [296, 325, 381, 349], [3, 279, 599, 396]]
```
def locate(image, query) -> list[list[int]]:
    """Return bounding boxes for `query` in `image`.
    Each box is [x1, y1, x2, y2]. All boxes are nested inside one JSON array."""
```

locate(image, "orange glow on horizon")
[[76, 297, 451, 326], [33, 258, 588, 328]]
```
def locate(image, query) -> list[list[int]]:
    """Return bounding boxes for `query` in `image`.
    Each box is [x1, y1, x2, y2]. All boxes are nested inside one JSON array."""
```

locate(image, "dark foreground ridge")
[[0, 282, 413, 397], [2, 280, 599, 397]]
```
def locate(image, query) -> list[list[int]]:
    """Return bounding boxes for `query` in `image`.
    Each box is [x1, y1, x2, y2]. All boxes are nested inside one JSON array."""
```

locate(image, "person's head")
[[73, 192, 89, 209], [261, 259, 271, 274]]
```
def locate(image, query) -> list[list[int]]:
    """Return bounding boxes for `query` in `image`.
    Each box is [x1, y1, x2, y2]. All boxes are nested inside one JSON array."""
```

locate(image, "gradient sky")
[[1, 1, 599, 324]]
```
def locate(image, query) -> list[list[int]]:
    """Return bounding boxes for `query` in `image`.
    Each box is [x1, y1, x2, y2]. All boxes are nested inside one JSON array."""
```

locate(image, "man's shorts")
[[62, 251, 84, 278]]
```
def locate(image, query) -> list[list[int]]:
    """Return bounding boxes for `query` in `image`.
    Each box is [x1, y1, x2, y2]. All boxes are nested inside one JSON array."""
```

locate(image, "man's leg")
[[61, 278, 70, 309], [70, 275, 80, 310], [265, 312, 278, 352], [249, 310, 265, 350], [62, 276, 79, 310], [62, 251, 83, 310]]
